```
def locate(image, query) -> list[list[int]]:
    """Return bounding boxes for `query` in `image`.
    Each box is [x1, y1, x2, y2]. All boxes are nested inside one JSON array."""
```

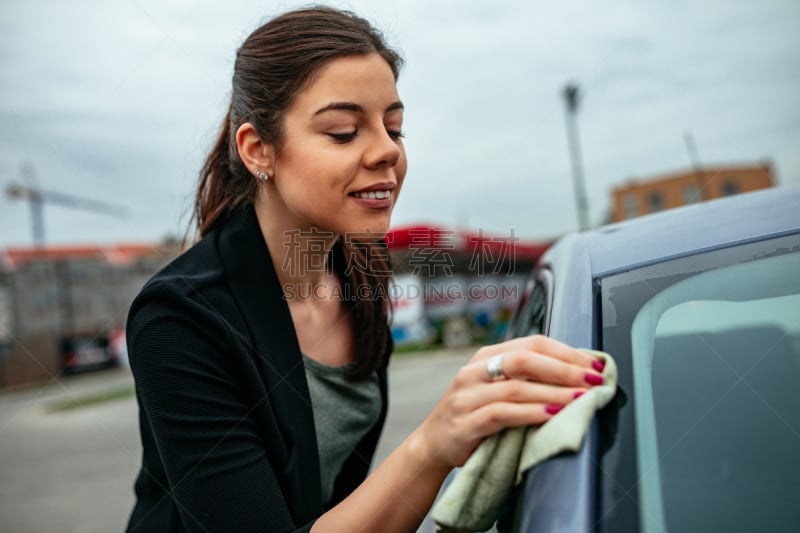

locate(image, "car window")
[[507, 271, 550, 339], [599, 236, 800, 533], [631, 251, 800, 533]]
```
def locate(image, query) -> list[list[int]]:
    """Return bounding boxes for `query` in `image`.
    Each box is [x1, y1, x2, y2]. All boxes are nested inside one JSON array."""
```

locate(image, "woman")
[[125, 6, 604, 532]]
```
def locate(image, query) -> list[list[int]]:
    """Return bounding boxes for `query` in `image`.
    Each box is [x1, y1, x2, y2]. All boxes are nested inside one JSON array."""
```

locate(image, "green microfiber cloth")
[[431, 349, 618, 532]]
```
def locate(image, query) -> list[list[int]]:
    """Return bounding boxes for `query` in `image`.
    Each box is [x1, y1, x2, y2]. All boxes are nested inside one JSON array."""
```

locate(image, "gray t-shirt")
[[302, 353, 382, 506]]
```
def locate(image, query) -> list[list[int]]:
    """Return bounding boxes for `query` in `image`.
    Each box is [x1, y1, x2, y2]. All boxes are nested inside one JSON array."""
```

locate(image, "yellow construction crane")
[[5, 162, 129, 245]]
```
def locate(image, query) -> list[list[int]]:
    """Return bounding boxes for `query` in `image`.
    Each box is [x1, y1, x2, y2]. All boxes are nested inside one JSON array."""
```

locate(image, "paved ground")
[[0, 348, 474, 532]]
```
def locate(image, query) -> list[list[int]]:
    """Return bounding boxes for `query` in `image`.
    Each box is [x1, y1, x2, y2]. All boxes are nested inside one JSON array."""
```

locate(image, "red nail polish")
[[573, 391, 585, 399], [592, 359, 605, 373], [545, 404, 562, 415], [584, 373, 604, 386]]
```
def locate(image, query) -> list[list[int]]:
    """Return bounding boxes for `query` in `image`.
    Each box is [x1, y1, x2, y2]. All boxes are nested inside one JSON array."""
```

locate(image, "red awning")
[[384, 225, 551, 261]]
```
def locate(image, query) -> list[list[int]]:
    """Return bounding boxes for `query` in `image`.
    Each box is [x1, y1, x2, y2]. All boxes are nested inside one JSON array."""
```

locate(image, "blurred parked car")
[[502, 185, 800, 532], [60, 332, 118, 374]]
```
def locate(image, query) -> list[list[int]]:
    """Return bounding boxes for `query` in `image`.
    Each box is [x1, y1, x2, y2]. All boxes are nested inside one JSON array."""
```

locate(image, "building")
[[0, 227, 551, 385], [0, 244, 179, 388], [611, 162, 775, 222]]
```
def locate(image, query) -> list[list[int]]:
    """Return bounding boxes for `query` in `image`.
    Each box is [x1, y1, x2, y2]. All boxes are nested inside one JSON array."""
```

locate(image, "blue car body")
[[504, 184, 800, 532]]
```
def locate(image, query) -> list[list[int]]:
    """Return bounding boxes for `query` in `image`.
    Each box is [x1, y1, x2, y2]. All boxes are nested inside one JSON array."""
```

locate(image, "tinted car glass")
[[599, 234, 800, 533], [507, 272, 549, 339]]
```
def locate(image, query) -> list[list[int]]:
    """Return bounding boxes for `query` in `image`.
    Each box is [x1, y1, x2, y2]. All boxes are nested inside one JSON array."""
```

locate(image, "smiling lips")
[[349, 183, 396, 208], [352, 189, 392, 199]]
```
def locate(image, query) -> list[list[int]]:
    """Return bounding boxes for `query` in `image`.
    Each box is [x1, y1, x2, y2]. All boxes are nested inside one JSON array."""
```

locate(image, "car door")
[[503, 258, 600, 533]]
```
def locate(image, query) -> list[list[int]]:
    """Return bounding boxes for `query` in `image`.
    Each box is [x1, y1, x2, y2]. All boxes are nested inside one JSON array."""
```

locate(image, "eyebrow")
[[313, 101, 404, 116]]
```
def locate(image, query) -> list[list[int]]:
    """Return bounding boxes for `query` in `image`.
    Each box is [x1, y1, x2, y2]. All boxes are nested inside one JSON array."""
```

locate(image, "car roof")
[[555, 184, 800, 279]]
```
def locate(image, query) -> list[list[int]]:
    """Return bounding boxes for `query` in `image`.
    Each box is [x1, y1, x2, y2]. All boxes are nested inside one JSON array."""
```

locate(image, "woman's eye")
[[328, 131, 357, 143], [387, 129, 405, 141]]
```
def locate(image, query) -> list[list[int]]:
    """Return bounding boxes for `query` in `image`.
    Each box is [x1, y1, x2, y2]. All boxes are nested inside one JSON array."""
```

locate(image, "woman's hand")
[[412, 335, 605, 469], [314, 334, 603, 532]]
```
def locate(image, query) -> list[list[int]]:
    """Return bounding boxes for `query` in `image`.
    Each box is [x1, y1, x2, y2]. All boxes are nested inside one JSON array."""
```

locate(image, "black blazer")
[[125, 206, 389, 533]]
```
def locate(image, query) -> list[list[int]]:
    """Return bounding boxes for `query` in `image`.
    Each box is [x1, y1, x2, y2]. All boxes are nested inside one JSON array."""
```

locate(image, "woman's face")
[[266, 53, 406, 239]]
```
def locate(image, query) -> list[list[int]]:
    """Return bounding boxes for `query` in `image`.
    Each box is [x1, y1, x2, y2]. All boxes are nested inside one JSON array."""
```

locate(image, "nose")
[[364, 129, 401, 170]]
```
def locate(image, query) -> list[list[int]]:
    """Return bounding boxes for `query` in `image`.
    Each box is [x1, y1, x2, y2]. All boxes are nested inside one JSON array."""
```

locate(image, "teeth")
[[354, 190, 391, 199]]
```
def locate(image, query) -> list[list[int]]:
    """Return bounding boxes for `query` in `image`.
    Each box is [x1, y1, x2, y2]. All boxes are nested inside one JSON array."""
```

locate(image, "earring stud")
[[254, 169, 269, 182]]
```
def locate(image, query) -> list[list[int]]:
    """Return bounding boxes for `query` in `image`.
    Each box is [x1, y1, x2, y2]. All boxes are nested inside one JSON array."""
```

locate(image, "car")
[[500, 184, 800, 532], [60, 332, 118, 374]]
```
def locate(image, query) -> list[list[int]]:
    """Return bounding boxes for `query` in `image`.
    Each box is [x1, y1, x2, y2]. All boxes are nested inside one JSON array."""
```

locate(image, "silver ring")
[[486, 354, 506, 381]]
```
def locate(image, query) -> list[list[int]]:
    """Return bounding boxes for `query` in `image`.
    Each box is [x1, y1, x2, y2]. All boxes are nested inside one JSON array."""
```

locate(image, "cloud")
[[1, 0, 798, 246]]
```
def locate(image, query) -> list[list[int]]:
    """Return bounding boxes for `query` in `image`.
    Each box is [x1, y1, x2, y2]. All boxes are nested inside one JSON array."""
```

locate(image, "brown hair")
[[193, 6, 402, 377]]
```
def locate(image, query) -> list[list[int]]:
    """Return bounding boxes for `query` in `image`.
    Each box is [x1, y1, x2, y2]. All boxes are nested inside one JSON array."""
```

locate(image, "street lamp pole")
[[562, 83, 590, 232]]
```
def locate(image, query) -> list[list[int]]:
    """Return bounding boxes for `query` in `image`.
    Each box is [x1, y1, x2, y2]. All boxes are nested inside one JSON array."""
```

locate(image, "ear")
[[235, 122, 275, 177]]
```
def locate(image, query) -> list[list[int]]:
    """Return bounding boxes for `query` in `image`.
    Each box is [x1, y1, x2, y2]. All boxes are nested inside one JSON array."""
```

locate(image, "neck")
[[254, 197, 339, 291]]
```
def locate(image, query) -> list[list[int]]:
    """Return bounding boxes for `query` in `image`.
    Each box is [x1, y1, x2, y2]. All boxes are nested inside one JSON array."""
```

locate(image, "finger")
[[472, 335, 601, 371], [503, 349, 603, 387], [465, 401, 561, 438], [467, 349, 603, 388], [524, 336, 602, 371], [470, 336, 541, 361], [455, 379, 587, 412]]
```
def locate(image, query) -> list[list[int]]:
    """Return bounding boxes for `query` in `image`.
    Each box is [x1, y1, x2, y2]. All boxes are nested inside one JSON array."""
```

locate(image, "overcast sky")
[[1, 0, 798, 248]]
